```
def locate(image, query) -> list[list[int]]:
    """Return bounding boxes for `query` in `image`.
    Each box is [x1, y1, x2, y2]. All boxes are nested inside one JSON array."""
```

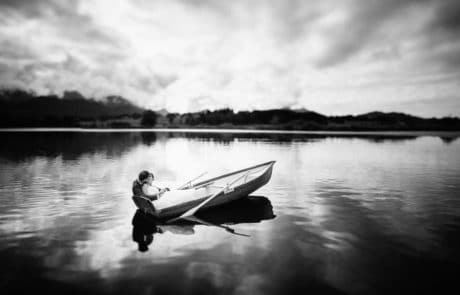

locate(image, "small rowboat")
[[132, 160, 275, 220]]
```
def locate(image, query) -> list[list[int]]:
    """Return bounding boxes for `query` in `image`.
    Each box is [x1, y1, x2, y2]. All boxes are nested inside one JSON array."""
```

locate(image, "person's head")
[[138, 170, 154, 184]]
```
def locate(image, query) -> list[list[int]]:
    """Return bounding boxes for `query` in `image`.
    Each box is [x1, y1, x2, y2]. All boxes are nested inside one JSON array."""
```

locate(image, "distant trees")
[[0, 88, 144, 127], [2, 88, 460, 130], [141, 110, 157, 127], [138, 108, 460, 130]]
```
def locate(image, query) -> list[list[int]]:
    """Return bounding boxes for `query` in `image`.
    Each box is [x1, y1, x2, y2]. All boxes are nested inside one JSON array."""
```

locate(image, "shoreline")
[[1, 127, 459, 138]]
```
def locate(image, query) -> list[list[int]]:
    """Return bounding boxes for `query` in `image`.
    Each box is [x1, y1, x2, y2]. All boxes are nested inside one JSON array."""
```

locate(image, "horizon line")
[[1, 87, 458, 120]]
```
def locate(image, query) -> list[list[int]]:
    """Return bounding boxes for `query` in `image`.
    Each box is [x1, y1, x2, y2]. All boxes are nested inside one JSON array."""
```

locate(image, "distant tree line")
[[145, 108, 460, 131], [2, 88, 460, 130], [0, 88, 143, 127]]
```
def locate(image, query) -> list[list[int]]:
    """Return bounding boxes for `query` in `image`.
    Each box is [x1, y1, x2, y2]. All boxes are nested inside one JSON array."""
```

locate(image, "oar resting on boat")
[[175, 172, 207, 190], [132, 161, 276, 222], [167, 170, 251, 223]]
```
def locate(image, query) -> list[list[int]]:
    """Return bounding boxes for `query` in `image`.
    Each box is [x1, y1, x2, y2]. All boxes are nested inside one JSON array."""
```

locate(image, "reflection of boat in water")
[[132, 196, 276, 252], [132, 161, 275, 219]]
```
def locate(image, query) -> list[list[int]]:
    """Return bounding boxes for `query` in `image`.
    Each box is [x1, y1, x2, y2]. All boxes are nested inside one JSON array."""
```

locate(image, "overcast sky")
[[1, 0, 459, 116]]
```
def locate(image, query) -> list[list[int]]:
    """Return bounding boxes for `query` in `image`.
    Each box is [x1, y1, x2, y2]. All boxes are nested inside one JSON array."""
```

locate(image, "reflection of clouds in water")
[[0, 153, 131, 235], [270, 136, 460, 244], [2, 135, 455, 252], [74, 228, 134, 278], [186, 262, 229, 288], [0, 135, 282, 281], [1, 132, 460, 294], [234, 274, 267, 295], [73, 216, 276, 280]]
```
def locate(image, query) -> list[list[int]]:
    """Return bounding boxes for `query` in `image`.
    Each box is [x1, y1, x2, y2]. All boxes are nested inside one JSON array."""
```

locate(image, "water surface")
[[0, 131, 459, 294]]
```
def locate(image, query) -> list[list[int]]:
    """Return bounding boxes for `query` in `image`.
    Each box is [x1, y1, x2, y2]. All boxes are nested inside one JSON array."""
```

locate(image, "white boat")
[[132, 161, 275, 220]]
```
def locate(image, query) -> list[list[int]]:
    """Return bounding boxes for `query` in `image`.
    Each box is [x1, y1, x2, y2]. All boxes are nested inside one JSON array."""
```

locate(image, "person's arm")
[[142, 184, 161, 200], [154, 185, 170, 194]]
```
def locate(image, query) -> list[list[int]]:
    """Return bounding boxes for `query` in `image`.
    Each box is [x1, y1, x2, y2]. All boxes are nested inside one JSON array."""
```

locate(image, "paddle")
[[176, 172, 208, 190], [167, 170, 250, 223]]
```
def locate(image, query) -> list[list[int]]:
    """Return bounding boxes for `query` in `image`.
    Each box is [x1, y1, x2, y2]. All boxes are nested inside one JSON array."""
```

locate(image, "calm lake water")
[[1, 130, 460, 295]]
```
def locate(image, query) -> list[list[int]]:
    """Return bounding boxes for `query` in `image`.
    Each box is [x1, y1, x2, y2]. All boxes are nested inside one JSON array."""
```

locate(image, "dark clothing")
[[132, 180, 159, 201], [132, 180, 145, 197]]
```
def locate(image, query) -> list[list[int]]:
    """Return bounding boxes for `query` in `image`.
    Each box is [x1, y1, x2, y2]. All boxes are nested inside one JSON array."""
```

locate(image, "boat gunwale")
[[190, 160, 275, 189]]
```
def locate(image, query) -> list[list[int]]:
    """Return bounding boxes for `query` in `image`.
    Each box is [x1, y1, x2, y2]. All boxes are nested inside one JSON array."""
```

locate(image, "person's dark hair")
[[138, 170, 150, 183]]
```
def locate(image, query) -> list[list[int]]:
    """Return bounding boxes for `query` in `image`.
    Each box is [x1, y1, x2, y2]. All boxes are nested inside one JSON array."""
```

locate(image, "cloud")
[[0, 39, 37, 60], [310, 0, 407, 67], [423, 0, 460, 69], [429, 0, 460, 35], [0, 0, 70, 18], [0, 0, 459, 116]]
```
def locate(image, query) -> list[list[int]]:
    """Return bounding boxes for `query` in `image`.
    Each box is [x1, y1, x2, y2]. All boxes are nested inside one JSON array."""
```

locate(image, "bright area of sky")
[[1, 0, 459, 117]]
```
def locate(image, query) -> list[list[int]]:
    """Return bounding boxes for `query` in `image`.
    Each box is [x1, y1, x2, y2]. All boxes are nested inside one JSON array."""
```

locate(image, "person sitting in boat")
[[133, 170, 169, 201]]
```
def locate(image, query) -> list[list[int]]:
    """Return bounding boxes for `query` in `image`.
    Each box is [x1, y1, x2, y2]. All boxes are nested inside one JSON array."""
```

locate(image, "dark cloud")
[[369, 45, 401, 61], [177, 0, 231, 12], [410, 0, 460, 70], [0, 61, 15, 79], [156, 74, 178, 88], [0, 0, 121, 49], [179, 0, 322, 42], [269, 0, 323, 43], [129, 72, 176, 94], [0, 0, 79, 19], [0, 0, 125, 94], [433, 44, 460, 70], [17, 55, 87, 76], [313, 0, 420, 67], [47, 14, 122, 52], [174, 0, 435, 67], [430, 0, 460, 35], [0, 39, 37, 60], [300, 0, 460, 69], [0, 54, 93, 94]]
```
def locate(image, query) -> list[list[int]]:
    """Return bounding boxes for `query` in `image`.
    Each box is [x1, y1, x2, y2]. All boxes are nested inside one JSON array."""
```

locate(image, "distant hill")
[[0, 89, 145, 127], [170, 109, 460, 131], [1, 88, 459, 130], [326, 111, 460, 131]]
